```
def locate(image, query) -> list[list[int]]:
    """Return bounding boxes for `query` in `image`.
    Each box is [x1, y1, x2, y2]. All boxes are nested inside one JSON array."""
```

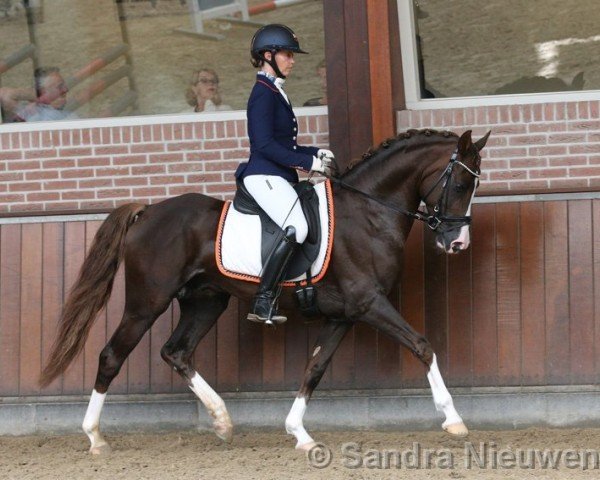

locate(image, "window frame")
[[397, 0, 600, 110]]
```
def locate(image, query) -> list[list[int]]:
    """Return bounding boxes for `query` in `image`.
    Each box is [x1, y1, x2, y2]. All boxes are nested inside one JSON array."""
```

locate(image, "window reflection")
[[415, 0, 600, 98], [0, 0, 325, 123]]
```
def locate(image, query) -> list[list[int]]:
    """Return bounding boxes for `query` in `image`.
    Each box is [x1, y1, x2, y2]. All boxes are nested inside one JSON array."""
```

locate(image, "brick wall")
[[0, 114, 329, 213], [397, 101, 600, 192], [2, 100, 600, 214]]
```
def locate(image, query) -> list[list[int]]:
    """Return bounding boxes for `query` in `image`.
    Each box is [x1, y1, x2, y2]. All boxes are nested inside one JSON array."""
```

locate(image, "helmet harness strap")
[[260, 49, 286, 79]]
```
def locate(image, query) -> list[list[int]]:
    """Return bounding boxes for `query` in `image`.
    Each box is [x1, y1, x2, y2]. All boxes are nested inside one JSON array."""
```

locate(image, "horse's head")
[[420, 130, 490, 254]]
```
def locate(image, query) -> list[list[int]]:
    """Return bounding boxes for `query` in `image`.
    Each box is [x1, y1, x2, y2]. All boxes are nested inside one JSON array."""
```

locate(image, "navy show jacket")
[[235, 74, 319, 183]]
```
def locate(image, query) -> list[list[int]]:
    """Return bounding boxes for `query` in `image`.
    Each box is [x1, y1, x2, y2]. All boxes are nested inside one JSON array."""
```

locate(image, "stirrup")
[[247, 293, 287, 325]]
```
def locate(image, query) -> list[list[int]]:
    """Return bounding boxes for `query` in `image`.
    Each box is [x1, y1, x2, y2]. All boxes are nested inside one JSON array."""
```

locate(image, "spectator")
[[303, 59, 327, 107], [185, 68, 231, 112]]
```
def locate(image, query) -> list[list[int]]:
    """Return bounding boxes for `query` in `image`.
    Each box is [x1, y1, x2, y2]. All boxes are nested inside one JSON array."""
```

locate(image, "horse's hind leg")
[[82, 298, 169, 455], [285, 320, 352, 450], [160, 286, 232, 442]]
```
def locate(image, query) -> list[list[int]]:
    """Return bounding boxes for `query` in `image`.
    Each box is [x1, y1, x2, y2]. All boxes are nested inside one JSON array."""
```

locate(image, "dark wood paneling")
[[19, 223, 43, 395], [495, 203, 521, 385], [519, 203, 546, 384], [567, 201, 594, 383], [3, 198, 600, 398], [471, 203, 498, 385], [543, 202, 570, 384]]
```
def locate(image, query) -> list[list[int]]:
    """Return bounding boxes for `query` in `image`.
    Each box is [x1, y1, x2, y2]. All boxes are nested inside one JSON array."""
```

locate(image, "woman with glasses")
[[185, 68, 231, 112]]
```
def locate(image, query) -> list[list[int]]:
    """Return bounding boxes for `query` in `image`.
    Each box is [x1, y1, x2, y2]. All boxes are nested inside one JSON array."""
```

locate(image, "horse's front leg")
[[356, 293, 467, 437], [285, 319, 353, 450]]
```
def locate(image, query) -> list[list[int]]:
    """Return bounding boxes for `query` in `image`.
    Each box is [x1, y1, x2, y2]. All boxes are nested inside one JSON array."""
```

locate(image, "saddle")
[[233, 180, 322, 279]]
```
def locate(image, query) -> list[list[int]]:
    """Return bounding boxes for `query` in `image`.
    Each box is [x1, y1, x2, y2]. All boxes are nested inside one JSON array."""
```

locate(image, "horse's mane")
[[342, 128, 458, 177]]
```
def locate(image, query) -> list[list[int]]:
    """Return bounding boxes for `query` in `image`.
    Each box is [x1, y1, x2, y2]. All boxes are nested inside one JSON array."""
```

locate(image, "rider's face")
[[265, 50, 295, 77]]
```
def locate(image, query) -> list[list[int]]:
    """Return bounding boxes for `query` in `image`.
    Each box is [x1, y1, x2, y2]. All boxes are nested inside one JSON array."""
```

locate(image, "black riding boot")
[[247, 226, 297, 325]]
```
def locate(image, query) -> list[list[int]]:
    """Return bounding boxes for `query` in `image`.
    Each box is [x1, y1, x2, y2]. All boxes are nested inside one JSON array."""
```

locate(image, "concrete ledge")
[[1, 387, 600, 436]]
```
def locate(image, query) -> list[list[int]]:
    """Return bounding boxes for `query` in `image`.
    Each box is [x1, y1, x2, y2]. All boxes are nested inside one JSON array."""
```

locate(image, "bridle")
[[328, 148, 481, 231]]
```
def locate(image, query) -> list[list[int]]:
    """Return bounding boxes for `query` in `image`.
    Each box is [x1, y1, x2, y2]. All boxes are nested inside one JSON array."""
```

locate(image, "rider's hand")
[[317, 148, 335, 161], [311, 155, 333, 177]]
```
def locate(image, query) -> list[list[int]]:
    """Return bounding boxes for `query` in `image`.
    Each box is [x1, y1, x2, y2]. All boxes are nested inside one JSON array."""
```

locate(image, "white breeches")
[[243, 174, 308, 243]]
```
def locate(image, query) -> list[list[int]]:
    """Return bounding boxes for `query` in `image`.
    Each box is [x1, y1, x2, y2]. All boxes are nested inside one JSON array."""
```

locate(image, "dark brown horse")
[[40, 128, 489, 454]]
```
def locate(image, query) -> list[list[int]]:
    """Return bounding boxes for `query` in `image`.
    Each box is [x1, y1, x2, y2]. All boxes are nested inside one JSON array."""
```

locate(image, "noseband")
[[328, 148, 480, 231]]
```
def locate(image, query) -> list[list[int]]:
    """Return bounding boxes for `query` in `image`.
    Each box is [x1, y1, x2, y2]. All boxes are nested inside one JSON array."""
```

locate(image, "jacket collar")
[[255, 73, 294, 113]]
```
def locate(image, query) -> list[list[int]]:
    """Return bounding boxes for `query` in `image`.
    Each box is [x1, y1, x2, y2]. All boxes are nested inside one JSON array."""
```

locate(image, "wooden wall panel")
[[2, 198, 599, 398]]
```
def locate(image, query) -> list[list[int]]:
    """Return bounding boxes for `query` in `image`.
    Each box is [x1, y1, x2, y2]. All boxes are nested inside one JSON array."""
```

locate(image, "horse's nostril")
[[451, 242, 463, 252]]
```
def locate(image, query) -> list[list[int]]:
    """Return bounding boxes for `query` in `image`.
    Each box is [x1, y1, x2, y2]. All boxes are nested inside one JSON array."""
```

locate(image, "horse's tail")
[[39, 202, 146, 388]]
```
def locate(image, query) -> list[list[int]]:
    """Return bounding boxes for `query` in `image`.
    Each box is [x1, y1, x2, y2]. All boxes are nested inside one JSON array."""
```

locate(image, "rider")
[[235, 24, 334, 325]]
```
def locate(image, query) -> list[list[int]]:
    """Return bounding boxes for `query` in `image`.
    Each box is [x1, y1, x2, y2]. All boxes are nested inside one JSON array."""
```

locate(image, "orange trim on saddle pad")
[[215, 179, 335, 287]]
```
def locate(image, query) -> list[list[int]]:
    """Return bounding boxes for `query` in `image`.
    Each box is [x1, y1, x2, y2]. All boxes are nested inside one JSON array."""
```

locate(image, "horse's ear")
[[474, 130, 491, 152], [457, 130, 473, 154]]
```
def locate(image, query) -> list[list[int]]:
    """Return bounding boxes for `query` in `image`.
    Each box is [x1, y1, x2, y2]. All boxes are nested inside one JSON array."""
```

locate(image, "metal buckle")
[[427, 216, 442, 230]]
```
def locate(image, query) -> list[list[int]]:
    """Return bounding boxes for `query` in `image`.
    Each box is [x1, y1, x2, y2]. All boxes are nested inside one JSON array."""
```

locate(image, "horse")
[[39, 128, 490, 455]]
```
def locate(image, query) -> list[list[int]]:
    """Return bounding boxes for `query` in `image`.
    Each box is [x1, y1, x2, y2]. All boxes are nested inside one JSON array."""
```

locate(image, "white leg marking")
[[285, 397, 316, 450], [426, 354, 468, 436], [82, 390, 111, 454], [189, 372, 233, 442]]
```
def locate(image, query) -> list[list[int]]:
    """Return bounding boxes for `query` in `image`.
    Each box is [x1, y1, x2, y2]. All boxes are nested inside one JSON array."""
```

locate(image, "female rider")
[[235, 24, 334, 325]]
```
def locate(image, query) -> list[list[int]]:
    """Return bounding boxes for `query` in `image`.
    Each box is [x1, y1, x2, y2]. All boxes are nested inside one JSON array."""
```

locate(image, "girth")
[[233, 180, 322, 279]]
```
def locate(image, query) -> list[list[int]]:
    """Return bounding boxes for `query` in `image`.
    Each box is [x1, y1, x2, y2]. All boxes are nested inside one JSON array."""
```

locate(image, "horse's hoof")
[[90, 443, 112, 455], [443, 422, 469, 437], [214, 421, 233, 443], [296, 441, 317, 451]]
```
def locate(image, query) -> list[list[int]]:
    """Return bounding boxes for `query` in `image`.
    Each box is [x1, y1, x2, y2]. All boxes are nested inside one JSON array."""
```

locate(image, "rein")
[[329, 148, 481, 231]]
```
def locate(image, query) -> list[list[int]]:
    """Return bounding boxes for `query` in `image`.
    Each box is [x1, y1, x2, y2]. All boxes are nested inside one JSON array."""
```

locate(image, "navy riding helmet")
[[251, 24, 308, 78]]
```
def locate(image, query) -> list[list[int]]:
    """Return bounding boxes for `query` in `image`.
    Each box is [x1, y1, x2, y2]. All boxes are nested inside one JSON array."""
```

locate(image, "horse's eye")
[[454, 184, 466, 193]]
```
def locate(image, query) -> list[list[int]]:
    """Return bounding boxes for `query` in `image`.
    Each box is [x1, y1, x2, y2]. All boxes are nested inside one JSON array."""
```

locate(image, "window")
[[0, 0, 325, 124], [398, 0, 600, 108]]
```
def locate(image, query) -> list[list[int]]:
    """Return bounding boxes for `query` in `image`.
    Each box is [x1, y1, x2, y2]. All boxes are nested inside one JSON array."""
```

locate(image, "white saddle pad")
[[216, 180, 334, 286]]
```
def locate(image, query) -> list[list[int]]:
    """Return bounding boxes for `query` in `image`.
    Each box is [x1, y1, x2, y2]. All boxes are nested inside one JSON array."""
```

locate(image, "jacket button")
[[293, 127, 297, 132], [293, 146, 297, 150], [293, 118, 297, 123], [293, 136, 297, 140]]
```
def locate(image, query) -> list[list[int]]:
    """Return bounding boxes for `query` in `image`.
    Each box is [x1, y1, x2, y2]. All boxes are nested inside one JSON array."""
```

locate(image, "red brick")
[[569, 144, 600, 154], [589, 156, 600, 165], [62, 190, 96, 200], [10, 132, 20, 149], [567, 120, 600, 131], [59, 147, 93, 157], [509, 158, 547, 169], [97, 188, 131, 199], [492, 125, 527, 135], [27, 192, 60, 201], [45, 201, 79, 211], [43, 180, 77, 190], [150, 175, 185, 185], [0, 151, 23, 160], [94, 145, 128, 155], [222, 149, 249, 160], [507, 180, 549, 190], [205, 183, 236, 193], [528, 123, 566, 133], [173, 124, 184, 140], [79, 200, 115, 210], [114, 177, 148, 187], [548, 156, 587, 167], [188, 173, 223, 183], [132, 165, 166, 175], [130, 143, 164, 154], [7, 160, 40, 170], [113, 155, 148, 165], [79, 178, 113, 188], [60, 130, 71, 146], [101, 127, 111, 144], [548, 133, 587, 144], [24, 149, 58, 159], [204, 139, 238, 150], [149, 153, 183, 163], [131, 187, 166, 197], [167, 163, 203, 173], [578, 101, 589, 119], [96, 167, 130, 177], [152, 125, 162, 142], [44, 159, 75, 169], [8, 203, 43, 212], [204, 161, 240, 172], [508, 135, 546, 146], [489, 170, 527, 181], [529, 146, 567, 156], [487, 147, 527, 158], [166, 141, 203, 152], [550, 178, 588, 189], [0, 193, 25, 202], [0, 172, 24, 182], [529, 168, 568, 179], [111, 127, 122, 144], [61, 168, 95, 179], [72, 129, 82, 145], [9, 182, 42, 192], [569, 166, 600, 177], [77, 157, 111, 167], [186, 151, 220, 161]]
